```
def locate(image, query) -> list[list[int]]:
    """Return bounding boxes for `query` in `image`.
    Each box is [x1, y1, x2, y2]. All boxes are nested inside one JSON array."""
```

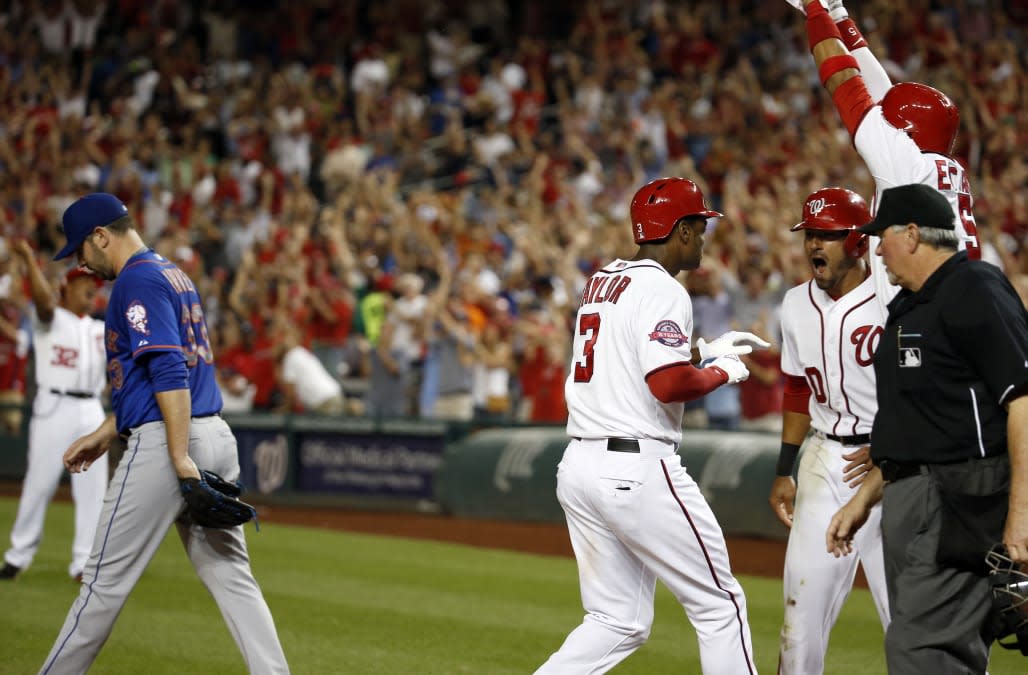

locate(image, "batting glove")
[[708, 355, 750, 385], [826, 0, 849, 21], [696, 330, 772, 361]]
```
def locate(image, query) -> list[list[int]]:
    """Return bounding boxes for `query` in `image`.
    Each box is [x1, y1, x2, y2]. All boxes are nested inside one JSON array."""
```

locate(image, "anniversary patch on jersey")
[[126, 300, 150, 335], [648, 320, 687, 347]]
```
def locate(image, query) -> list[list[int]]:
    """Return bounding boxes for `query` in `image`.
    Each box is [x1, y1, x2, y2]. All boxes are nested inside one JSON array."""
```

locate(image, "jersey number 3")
[[573, 313, 601, 382]]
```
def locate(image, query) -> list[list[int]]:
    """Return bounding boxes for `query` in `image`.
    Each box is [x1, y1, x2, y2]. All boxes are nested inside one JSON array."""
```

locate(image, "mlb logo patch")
[[648, 320, 687, 347], [899, 348, 921, 368]]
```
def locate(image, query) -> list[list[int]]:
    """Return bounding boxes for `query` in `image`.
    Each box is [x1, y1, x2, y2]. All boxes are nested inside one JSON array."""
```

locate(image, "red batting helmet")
[[61, 267, 103, 290], [630, 177, 722, 244], [880, 82, 960, 155], [791, 187, 870, 258]]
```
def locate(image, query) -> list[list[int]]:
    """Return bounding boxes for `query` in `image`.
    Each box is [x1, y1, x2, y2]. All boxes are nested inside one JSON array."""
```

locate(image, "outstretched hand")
[[697, 331, 772, 361]]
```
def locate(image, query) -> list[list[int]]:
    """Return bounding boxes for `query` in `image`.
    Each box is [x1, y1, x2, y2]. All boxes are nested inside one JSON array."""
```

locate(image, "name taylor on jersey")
[[579, 274, 632, 306]]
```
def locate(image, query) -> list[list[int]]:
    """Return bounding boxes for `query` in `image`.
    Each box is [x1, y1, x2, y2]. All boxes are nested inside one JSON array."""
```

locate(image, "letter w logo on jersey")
[[849, 325, 883, 367], [50, 345, 79, 369]]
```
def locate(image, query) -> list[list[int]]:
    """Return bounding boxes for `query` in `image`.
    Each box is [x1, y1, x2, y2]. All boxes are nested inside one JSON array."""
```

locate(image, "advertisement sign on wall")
[[295, 433, 445, 499]]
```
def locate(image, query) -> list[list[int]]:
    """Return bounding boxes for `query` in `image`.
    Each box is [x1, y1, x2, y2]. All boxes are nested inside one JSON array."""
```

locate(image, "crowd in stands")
[[1, 0, 1026, 432]]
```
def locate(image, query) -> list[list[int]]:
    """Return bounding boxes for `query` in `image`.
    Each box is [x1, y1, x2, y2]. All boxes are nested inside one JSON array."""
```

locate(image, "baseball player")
[[768, 188, 890, 674], [536, 177, 769, 675], [40, 193, 289, 674], [787, 0, 981, 306], [1, 242, 107, 583]]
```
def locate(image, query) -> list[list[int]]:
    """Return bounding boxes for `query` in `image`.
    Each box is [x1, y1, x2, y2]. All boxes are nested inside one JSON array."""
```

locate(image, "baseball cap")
[[54, 193, 129, 261], [857, 184, 955, 235]]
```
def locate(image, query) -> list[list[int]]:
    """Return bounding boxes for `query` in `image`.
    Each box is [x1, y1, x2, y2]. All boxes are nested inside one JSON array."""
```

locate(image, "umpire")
[[826, 183, 1028, 674]]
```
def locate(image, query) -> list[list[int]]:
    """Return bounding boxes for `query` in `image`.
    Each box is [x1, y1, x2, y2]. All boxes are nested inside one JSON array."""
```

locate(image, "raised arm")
[[12, 239, 56, 323], [803, 0, 878, 138], [825, 1, 892, 102]]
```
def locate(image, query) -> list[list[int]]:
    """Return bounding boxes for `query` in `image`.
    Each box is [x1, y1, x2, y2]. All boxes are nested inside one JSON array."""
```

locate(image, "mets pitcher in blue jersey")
[[40, 193, 289, 674]]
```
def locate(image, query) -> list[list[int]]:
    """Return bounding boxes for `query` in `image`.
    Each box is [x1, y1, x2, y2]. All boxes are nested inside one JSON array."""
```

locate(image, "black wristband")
[[776, 442, 801, 477]]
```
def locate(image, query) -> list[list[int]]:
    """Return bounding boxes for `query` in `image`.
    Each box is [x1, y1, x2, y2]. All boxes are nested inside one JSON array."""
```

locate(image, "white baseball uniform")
[[854, 106, 980, 308], [537, 259, 756, 675], [4, 305, 107, 579], [777, 275, 890, 674]]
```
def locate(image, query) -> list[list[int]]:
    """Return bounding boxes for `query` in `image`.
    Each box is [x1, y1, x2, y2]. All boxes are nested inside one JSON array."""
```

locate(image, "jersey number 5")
[[573, 313, 601, 382], [957, 192, 981, 261]]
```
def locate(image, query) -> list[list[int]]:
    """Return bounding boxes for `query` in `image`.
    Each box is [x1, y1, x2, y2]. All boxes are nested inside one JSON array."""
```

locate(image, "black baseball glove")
[[179, 470, 258, 529]]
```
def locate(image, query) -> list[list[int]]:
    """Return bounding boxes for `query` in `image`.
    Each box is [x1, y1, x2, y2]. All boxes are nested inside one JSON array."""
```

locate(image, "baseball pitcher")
[[39, 193, 289, 674]]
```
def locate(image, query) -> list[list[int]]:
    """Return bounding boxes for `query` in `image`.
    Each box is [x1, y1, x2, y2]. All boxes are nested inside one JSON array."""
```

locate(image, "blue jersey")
[[105, 250, 222, 433]]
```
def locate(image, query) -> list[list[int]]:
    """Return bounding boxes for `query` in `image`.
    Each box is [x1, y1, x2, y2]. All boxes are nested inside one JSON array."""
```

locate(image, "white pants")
[[537, 438, 757, 675], [778, 433, 890, 674], [4, 394, 107, 578]]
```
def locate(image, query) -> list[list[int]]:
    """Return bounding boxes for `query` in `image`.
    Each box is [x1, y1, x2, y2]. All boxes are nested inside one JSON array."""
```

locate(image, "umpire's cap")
[[857, 184, 955, 235], [54, 193, 129, 261]]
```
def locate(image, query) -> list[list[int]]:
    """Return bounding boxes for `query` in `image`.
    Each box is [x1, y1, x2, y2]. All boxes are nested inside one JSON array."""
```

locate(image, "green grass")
[[0, 498, 1023, 674]]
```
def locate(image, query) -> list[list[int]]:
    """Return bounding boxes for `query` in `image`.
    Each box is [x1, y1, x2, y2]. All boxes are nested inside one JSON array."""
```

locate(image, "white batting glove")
[[826, 0, 849, 21], [708, 355, 750, 385], [696, 330, 772, 360]]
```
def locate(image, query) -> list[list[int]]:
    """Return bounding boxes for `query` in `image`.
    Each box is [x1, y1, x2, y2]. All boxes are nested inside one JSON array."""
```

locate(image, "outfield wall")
[[0, 414, 787, 541], [436, 427, 786, 540]]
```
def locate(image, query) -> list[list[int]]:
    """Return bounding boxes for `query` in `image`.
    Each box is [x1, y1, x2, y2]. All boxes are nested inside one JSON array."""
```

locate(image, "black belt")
[[573, 437, 642, 453], [49, 388, 97, 399], [606, 438, 640, 453], [825, 432, 870, 446], [879, 459, 923, 482]]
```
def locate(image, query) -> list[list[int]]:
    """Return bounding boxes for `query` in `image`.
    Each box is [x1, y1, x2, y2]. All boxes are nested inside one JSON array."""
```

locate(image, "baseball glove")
[[179, 470, 258, 529]]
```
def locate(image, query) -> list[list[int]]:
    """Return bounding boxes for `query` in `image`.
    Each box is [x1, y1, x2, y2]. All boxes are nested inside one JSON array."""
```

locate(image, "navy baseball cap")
[[857, 184, 955, 235], [54, 193, 129, 260]]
